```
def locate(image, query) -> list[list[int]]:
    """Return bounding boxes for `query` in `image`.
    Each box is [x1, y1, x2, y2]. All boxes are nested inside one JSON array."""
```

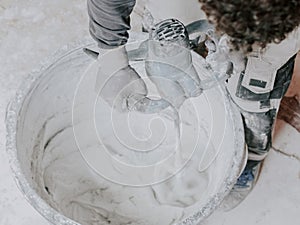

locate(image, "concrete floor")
[[0, 1, 299, 225]]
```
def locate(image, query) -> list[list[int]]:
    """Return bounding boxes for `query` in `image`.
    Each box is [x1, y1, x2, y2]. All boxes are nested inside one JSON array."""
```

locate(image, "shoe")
[[220, 162, 263, 211], [235, 166, 256, 188]]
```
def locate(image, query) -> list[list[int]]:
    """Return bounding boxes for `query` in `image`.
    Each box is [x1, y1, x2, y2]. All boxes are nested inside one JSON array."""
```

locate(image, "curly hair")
[[198, 0, 300, 52]]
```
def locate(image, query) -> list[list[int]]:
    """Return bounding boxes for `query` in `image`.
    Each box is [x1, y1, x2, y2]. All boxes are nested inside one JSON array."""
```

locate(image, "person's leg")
[[222, 54, 296, 210], [240, 54, 297, 172], [241, 109, 276, 170]]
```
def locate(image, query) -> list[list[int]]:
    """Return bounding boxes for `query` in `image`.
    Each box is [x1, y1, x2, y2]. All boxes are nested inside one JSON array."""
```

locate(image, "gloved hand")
[[95, 46, 148, 112], [145, 40, 202, 108], [205, 32, 246, 76]]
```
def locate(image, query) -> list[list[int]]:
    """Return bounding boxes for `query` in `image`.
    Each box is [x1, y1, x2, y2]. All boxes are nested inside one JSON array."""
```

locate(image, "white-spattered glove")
[[205, 33, 246, 77], [145, 40, 202, 108], [95, 46, 148, 112]]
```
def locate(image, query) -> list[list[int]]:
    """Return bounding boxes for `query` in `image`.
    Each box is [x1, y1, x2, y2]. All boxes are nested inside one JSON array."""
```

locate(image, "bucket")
[[6, 37, 245, 225]]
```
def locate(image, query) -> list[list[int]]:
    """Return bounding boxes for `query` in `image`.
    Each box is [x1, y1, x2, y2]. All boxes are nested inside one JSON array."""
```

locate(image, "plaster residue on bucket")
[[14, 42, 241, 225]]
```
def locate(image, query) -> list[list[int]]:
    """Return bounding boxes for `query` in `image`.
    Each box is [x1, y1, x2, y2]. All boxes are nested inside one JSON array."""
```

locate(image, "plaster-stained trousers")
[[235, 55, 296, 169], [87, 0, 296, 170]]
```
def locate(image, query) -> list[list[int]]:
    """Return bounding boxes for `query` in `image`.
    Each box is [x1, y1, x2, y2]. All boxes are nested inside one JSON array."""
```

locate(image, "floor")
[[0, 1, 299, 225]]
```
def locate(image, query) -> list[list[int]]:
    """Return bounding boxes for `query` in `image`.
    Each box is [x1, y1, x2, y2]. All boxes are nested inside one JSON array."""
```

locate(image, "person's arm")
[[87, 0, 136, 49]]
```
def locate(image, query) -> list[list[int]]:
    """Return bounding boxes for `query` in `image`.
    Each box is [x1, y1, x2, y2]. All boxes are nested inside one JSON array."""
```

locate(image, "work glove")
[[145, 40, 202, 108], [95, 46, 148, 112], [205, 32, 245, 76]]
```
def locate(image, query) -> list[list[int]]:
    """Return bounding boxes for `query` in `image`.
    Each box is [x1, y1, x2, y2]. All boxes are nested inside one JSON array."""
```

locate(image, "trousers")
[[234, 54, 296, 170]]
